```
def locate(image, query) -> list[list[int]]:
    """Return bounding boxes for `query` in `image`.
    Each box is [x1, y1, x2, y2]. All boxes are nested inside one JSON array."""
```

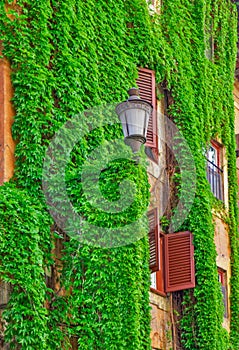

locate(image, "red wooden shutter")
[[136, 68, 157, 149], [164, 231, 195, 292], [148, 208, 159, 272], [155, 236, 165, 295]]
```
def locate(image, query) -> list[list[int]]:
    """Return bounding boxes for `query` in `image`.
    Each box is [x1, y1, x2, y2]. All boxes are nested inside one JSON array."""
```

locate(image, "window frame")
[[206, 140, 224, 201], [150, 234, 166, 297], [218, 267, 229, 318]]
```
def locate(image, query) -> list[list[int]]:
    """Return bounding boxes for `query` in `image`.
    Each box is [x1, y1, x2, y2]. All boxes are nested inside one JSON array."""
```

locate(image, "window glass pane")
[[208, 145, 217, 165], [150, 272, 157, 290], [206, 142, 223, 201], [218, 268, 228, 318]]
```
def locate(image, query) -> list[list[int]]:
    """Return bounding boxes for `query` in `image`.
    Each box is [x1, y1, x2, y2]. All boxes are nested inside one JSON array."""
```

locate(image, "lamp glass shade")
[[116, 100, 152, 142]]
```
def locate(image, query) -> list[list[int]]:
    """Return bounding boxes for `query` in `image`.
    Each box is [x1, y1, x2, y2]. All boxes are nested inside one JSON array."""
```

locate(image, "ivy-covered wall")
[[0, 0, 238, 349], [159, 1, 239, 349]]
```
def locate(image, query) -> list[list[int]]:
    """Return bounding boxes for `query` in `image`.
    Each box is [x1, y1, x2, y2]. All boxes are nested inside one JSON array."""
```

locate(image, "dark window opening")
[[218, 268, 228, 318], [206, 142, 224, 201]]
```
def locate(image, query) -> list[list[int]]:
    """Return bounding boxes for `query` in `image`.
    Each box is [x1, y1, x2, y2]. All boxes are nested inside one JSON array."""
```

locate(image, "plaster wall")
[[214, 215, 231, 331]]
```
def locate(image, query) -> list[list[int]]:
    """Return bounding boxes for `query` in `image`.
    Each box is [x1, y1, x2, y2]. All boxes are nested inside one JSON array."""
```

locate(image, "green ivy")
[[0, 182, 53, 349]]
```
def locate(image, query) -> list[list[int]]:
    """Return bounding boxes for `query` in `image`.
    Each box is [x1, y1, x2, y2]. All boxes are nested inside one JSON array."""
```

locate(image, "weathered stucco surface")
[[214, 215, 231, 331]]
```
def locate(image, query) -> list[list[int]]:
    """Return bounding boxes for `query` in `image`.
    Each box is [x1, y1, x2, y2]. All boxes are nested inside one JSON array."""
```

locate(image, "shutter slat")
[[164, 231, 195, 292], [148, 208, 159, 272]]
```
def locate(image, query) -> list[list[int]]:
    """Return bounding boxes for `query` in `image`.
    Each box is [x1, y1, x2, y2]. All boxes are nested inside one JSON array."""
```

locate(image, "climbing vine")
[[0, 0, 238, 349]]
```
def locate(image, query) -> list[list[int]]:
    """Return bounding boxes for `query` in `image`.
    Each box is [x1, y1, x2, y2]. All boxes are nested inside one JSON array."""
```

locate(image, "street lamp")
[[115, 88, 153, 153]]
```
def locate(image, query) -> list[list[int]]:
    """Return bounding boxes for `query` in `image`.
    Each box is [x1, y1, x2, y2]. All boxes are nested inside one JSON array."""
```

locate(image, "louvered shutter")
[[148, 208, 159, 272], [164, 231, 195, 292], [136, 68, 157, 149], [156, 236, 165, 294]]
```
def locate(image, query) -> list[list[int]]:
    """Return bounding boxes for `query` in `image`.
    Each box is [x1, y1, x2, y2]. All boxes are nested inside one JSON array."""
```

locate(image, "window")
[[136, 68, 158, 162], [218, 268, 228, 318], [204, 9, 219, 62], [145, 0, 160, 14], [235, 134, 239, 157], [148, 209, 195, 294], [204, 18, 214, 61], [206, 141, 224, 201]]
